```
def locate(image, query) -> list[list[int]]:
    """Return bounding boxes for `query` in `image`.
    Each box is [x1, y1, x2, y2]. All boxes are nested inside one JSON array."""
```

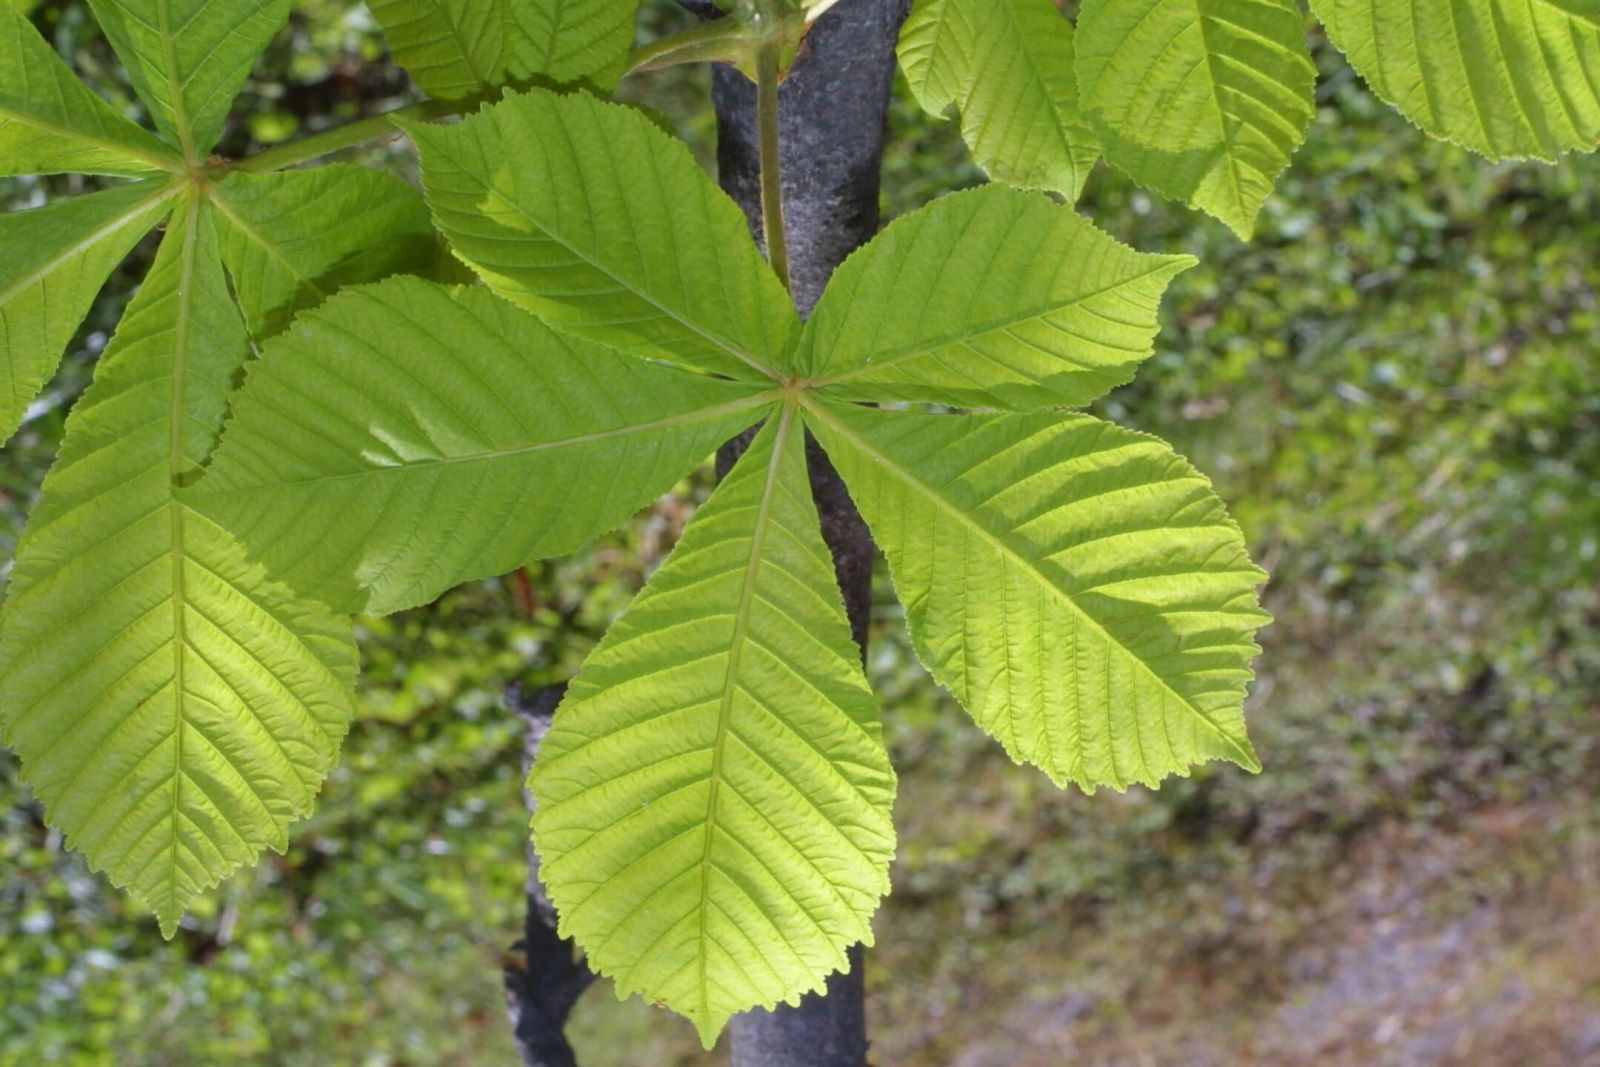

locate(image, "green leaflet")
[[0, 179, 178, 443], [368, 0, 639, 99], [0, 0, 458, 934], [368, 0, 508, 100], [508, 0, 639, 85], [797, 185, 1194, 408], [0, 6, 179, 177], [188, 277, 778, 616], [1076, 0, 1316, 238], [1312, 0, 1600, 161], [898, 0, 1100, 201], [86, 0, 290, 161], [405, 89, 799, 382], [208, 165, 435, 338], [0, 194, 358, 936], [532, 411, 896, 1048], [805, 399, 1268, 791]]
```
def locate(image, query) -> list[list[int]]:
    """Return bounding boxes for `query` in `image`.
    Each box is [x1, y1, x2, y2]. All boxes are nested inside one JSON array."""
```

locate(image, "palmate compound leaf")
[[379, 85, 1267, 1041], [1311, 0, 1600, 161], [803, 398, 1269, 791], [531, 411, 897, 1048], [794, 184, 1194, 408], [86, 0, 290, 162], [368, 0, 639, 101], [0, 178, 179, 443], [0, 4, 494, 932], [187, 276, 780, 616], [0, 193, 358, 935], [1075, 0, 1317, 238], [367, 0, 509, 100], [0, 4, 179, 177], [404, 89, 800, 382], [898, 0, 1101, 200]]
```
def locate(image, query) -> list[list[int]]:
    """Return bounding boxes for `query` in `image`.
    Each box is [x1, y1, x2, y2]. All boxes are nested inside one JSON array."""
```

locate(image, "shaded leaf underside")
[[0, 4, 177, 177], [0, 179, 177, 442], [1076, 0, 1317, 236], [898, 0, 1100, 200], [1313, 0, 1600, 161], [86, 0, 290, 160]]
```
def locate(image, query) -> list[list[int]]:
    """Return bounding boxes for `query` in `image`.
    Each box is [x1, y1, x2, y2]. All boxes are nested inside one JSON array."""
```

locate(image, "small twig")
[[625, 17, 750, 75]]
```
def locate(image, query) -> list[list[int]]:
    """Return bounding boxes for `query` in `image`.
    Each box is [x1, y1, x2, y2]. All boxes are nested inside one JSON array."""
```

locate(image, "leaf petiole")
[[229, 99, 460, 173], [755, 40, 790, 291]]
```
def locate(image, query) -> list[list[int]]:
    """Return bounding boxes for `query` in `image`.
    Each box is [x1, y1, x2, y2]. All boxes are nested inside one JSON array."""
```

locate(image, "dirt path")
[[895, 804, 1600, 1066]]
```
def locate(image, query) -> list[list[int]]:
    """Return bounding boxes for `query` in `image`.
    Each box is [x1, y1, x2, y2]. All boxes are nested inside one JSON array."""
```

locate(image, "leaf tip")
[[692, 1014, 724, 1051], [155, 907, 182, 940], [1226, 733, 1264, 776]]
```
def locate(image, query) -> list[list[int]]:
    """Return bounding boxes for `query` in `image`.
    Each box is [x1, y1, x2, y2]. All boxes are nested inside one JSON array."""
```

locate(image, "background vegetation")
[[2, 2, 1597, 1064]]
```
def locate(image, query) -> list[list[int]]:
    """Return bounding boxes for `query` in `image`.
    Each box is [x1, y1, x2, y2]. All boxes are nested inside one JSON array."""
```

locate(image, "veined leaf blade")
[[0, 179, 177, 442], [188, 277, 778, 616], [370, 0, 638, 99], [899, 0, 1100, 200], [209, 165, 435, 339], [507, 0, 639, 85], [807, 400, 1269, 792], [0, 195, 357, 935], [368, 0, 508, 100], [1076, 0, 1316, 237], [405, 89, 798, 382], [532, 411, 896, 1047], [800, 185, 1194, 409], [87, 0, 290, 159], [1312, 0, 1600, 161], [0, 5, 178, 176]]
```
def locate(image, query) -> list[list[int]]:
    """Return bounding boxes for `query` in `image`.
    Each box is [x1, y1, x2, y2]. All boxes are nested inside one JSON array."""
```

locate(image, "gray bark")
[[503, 683, 591, 1067], [503, 2, 908, 1061]]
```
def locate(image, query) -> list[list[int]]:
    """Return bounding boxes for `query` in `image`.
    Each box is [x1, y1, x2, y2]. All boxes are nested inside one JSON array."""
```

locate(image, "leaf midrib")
[[162, 188, 204, 925], [695, 403, 797, 1028], [989, 0, 1081, 155], [803, 397, 1257, 766], [0, 180, 181, 307], [439, 146, 787, 383], [1191, 0, 1250, 221], [901, 0, 958, 103], [191, 390, 782, 498], [436, 0, 498, 87], [0, 102, 182, 174], [152, 0, 200, 164], [806, 258, 1184, 388], [207, 187, 326, 300]]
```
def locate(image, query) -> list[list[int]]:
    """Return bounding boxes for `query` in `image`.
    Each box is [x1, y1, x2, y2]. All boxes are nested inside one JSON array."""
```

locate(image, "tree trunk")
[[707, 2, 910, 1064], [504, 2, 908, 1060], [503, 683, 591, 1067]]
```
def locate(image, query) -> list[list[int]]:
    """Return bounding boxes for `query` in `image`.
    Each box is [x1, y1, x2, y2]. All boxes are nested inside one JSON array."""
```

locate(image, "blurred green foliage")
[[1, 5, 1597, 1065]]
